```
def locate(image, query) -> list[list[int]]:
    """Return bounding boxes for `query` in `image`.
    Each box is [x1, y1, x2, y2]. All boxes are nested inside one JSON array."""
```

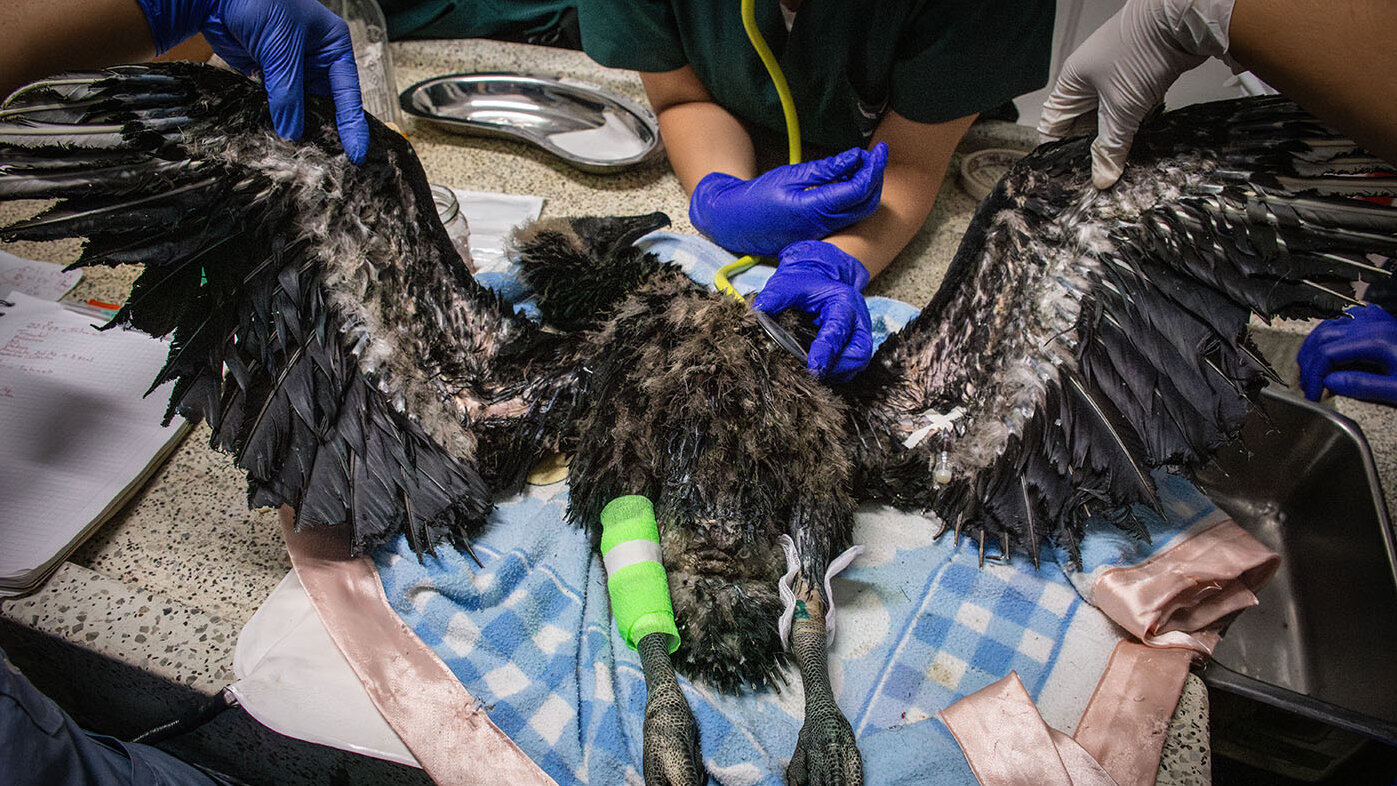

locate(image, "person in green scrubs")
[[382, 0, 1053, 380], [579, 0, 1053, 381], [378, 0, 578, 46]]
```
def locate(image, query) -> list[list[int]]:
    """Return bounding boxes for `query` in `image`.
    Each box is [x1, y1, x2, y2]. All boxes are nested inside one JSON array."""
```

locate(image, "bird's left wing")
[[851, 96, 1397, 565], [0, 63, 574, 554]]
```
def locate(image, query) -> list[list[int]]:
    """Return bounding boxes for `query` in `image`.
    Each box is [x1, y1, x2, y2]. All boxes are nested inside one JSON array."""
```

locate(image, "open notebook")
[[0, 291, 190, 597]]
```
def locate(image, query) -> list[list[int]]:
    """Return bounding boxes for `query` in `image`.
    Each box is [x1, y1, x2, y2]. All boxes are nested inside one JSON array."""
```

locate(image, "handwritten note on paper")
[[0, 291, 185, 590], [0, 249, 82, 301]]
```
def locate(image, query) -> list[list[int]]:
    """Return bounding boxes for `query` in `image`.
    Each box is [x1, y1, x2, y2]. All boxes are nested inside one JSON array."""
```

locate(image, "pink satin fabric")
[[942, 642, 1192, 786], [940, 673, 1116, 786], [1092, 520, 1279, 655], [943, 520, 1278, 785], [279, 508, 556, 786], [1073, 643, 1193, 786]]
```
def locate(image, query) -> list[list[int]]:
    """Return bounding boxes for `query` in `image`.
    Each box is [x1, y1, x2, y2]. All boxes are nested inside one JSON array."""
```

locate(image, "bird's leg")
[[786, 585, 862, 785], [638, 632, 705, 786]]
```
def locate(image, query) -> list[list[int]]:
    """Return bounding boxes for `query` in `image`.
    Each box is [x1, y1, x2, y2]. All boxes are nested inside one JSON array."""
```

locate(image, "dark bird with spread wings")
[[3, 63, 1394, 784]]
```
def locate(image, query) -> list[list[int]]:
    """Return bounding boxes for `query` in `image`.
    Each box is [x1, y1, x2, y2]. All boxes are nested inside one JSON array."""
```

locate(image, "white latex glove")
[[1037, 0, 1236, 189]]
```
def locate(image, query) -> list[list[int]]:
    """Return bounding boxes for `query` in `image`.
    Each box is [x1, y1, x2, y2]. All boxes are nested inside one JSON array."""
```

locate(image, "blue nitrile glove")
[[753, 240, 873, 383], [135, 0, 370, 164], [689, 142, 888, 256], [1298, 304, 1397, 405]]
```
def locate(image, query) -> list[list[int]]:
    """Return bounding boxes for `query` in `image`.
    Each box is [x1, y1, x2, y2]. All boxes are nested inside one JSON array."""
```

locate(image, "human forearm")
[[1229, 0, 1397, 166], [655, 101, 758, 192], [824, 162, 940, 278], [1039, 0, 1397, 188], [0, 0, 156, 98], [825, 111, 975, 278], [641, 67, 758, 194]]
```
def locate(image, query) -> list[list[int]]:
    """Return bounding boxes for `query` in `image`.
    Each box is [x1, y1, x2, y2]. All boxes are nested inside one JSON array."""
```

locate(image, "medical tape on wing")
[[599, 495, 681, 653], [903, 406, 965, 449]]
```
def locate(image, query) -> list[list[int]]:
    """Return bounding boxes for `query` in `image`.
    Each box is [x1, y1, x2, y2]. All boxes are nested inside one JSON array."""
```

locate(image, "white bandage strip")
[[777, 535, 865, 648], [603, 538, 663, 575]]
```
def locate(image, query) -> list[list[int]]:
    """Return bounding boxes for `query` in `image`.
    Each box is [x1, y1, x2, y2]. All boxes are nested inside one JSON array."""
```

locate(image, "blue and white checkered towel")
[[374, 234, 1227, 785]]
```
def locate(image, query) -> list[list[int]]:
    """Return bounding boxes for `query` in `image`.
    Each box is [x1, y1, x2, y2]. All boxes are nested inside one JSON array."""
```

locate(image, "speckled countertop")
[[0, 36, 1390, 784]]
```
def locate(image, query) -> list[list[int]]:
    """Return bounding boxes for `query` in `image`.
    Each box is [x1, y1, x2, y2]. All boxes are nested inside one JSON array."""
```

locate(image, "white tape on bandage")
[[603, 539, 663, 575]]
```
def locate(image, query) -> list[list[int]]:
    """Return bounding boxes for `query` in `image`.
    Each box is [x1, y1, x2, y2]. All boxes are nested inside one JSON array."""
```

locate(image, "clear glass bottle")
[[430, 184, 474, 272], [318, 0, 400, 128]]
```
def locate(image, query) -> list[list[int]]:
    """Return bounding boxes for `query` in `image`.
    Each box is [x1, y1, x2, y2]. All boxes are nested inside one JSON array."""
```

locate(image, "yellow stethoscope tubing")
[[712, 0, 803, 301]]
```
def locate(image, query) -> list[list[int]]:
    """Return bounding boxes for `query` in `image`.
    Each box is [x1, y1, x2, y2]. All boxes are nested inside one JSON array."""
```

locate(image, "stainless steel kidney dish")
[[399, 73, 663, 173]]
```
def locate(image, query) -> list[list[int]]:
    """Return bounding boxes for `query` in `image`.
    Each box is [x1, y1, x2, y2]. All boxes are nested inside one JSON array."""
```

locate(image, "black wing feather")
[[0, 63, 567, 554], [854, 95, 1395, 564]]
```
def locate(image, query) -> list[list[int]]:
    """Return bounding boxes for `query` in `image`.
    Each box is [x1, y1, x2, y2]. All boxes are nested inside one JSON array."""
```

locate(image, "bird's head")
[[512, 212, 675, 332]]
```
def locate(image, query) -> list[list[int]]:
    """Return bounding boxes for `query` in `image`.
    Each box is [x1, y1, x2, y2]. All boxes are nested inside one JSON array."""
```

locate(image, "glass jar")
[[430, 184, 474, 272], [318, 0, 400, 128]]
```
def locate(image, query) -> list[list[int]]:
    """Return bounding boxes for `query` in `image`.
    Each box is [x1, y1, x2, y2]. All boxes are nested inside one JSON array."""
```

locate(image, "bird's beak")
[[606, 211, 672, 256], [563, 212, 672, 261]]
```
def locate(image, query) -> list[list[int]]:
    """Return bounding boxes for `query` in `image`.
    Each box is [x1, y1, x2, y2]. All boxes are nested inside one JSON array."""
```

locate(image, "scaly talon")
[[638, 633, 705, 785], [785, 594, 863, 785], [786, 704, 862, 785]]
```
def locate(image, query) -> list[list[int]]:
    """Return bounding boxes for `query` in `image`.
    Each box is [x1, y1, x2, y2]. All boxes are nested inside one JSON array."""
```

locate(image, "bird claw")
[[643, 680, 705, 785], [785, 706, 862, 786]]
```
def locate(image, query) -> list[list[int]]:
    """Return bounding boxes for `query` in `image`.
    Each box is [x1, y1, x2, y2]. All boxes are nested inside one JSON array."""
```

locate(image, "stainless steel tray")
[[399, 73, 662, 173], [1193, 388, 1397, 743]]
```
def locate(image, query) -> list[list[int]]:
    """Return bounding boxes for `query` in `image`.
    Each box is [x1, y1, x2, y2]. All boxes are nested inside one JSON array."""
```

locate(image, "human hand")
[[1036, 0, 1235, 189], [752, 240, 873, 383], [1298, 304, 1397, 405], [136, 0, 370, 163], [689, 143, 888, 256]]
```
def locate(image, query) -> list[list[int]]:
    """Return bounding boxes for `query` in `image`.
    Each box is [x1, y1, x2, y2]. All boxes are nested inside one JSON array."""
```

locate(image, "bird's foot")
[[643, 681, 704, 784], [785, 591, 863, 785], [785, 705, 862, 786], [638, 633, 705, 785]]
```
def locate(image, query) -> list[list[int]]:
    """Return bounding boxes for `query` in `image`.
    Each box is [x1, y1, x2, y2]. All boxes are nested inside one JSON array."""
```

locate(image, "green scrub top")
[[378, 0, 573, 41], [578, 0, 1054, 150]]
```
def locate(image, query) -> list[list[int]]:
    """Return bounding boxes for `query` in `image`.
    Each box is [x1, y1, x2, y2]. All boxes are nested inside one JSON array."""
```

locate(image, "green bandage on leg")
[[600, 495, 680, 654]]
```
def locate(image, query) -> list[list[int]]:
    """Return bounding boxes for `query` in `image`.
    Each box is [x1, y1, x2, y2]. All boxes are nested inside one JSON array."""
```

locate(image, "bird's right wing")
[[850, 96, 1397, 565], [0, 63, 576, 554]]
